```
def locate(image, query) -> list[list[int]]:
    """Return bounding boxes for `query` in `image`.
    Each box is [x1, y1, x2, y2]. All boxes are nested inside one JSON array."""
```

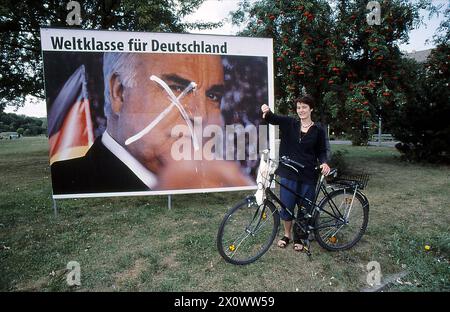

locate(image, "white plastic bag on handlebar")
[[254, 150, 277, 205]]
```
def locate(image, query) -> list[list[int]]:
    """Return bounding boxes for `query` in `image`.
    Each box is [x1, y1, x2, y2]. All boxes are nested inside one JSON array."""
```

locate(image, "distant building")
[[405, 49, 432, 63]]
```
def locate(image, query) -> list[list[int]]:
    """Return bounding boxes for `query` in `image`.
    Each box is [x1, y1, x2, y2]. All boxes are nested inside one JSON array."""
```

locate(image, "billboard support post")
[[168, 195, 172, 210], [52, 197, 58, 217]]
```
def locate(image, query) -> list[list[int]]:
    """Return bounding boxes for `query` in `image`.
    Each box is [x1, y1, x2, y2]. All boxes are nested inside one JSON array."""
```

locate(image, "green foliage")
[[231, 0, 439, 145], [0, 0, 220, 111], [432, 3, 450, 46], [391, 43, 450, 163], [328, 149, 349, 174], [0, 112, 47, 136]]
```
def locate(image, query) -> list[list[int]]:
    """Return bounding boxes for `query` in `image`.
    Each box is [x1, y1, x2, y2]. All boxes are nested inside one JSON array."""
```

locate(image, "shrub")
[[328, 150, 349, 174], [390, 44, 450, 164]]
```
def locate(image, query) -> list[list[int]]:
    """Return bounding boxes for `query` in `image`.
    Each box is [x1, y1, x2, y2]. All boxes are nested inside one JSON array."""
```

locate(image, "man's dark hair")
[[294, 95, 315, 110]]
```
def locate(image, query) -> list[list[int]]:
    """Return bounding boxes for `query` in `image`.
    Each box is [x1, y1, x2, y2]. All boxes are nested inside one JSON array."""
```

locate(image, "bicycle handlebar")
[[280, 156, 337, 177], [280, 156, 305, 169]]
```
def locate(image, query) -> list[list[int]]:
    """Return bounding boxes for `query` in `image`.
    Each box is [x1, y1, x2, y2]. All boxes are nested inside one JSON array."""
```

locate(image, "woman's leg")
[[277, 177, 298, 247], [293, 183, 315, 251]]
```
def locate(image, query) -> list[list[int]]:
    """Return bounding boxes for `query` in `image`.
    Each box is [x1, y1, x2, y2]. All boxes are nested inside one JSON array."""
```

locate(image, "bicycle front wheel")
[[314, 189, 369, 251], [217, 198, 280, 265]]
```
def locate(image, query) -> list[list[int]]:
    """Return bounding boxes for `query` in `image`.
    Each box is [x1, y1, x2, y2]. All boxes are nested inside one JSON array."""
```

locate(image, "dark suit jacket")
[[51, 137, 149, 195]]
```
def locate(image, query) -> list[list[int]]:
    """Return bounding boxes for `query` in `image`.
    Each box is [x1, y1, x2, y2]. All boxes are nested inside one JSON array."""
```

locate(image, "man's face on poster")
[[110, 53, 225, 174]]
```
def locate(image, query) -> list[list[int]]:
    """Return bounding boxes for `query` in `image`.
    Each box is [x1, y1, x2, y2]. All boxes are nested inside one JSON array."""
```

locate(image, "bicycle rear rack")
[[327, 172, 370, 190]]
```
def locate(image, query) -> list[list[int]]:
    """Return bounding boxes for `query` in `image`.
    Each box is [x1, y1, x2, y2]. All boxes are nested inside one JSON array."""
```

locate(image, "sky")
[[5, 0, 447, 118]]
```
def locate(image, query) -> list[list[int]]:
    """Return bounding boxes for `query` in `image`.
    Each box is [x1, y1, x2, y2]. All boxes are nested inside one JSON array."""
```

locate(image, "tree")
[[391, 6, 450, 163], [0, 0, 220, 112], [231, 0, 437, 144], [0, 111, 47, 135], [231, 0, 336, 119]]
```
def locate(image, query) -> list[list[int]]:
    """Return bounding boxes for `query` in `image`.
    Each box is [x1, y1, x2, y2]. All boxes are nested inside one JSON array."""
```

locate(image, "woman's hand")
[[320, 163, 331, 176], [261, 104, 270, 119]]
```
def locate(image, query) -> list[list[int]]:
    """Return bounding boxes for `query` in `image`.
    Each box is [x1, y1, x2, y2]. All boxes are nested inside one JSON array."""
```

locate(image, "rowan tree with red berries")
[[231, 0, 438, 145]]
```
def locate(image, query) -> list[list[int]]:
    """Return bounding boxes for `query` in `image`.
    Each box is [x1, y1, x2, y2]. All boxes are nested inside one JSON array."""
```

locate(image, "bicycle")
[[217, 150, 370, 265]]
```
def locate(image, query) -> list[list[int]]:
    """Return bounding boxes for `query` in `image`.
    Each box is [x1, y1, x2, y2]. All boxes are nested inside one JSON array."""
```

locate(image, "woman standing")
[[261, 95, 330, 251]]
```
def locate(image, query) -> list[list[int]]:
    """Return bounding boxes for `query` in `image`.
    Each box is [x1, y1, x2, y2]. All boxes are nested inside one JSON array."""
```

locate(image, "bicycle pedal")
[[302, 244, 312, 257]]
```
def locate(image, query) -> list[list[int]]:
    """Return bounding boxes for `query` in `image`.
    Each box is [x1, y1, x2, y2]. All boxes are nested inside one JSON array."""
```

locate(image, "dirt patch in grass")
[[115, 258, 147, 286]]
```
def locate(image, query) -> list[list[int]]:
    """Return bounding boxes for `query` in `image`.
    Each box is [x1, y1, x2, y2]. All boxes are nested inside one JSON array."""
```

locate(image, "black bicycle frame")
[[264, 174, 347, 233]]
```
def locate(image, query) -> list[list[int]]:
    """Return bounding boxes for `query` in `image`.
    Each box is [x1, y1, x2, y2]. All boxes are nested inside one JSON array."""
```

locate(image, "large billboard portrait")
[[40, 28, 274, 198]]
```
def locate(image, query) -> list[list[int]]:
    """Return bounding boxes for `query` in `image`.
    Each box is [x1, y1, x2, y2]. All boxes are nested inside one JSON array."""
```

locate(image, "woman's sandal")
[[277, 236, 291, 248]]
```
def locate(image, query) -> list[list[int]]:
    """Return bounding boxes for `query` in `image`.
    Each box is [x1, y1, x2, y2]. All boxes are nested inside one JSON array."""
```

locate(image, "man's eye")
[[207, 92, 222, 102], [169, 85, 184, 93], [169, 85, 192, 94]]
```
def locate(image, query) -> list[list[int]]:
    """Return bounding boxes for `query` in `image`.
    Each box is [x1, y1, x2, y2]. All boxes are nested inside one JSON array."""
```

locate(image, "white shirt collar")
[[101, 131, 158, 189]]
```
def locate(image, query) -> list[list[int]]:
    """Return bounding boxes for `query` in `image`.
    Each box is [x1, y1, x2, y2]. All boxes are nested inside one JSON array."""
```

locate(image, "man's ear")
[[109, 73, 124, 114]]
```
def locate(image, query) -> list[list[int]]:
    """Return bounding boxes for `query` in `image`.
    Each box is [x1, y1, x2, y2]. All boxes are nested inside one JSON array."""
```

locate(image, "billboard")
[[40, 28, 275, 199]]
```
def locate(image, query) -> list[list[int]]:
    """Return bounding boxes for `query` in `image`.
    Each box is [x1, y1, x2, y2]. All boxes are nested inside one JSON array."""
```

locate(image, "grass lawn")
[[0, 136, 449, 291]]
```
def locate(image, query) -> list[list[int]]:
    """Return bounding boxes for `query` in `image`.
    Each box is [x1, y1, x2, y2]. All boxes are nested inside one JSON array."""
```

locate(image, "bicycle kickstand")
[[302, 239, 312, 257]]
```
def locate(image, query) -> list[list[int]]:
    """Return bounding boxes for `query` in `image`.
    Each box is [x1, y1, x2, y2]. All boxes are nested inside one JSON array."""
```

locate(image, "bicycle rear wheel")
[[217, 198, 279, 265], [314, 189, 369, 251]]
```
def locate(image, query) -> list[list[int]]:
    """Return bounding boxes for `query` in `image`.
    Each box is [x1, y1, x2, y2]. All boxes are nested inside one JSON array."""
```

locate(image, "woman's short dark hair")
[[294, 95, 315, 110]]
